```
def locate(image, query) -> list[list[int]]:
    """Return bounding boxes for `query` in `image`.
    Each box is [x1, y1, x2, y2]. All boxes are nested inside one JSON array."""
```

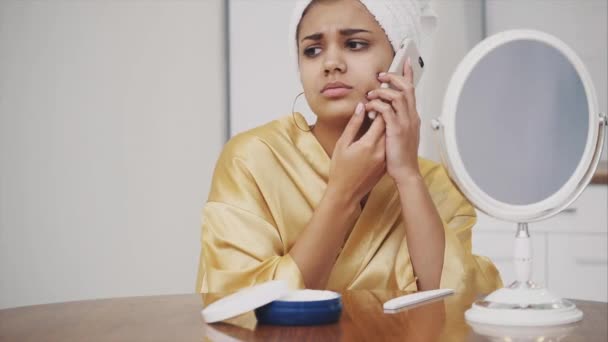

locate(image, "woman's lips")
[[321, 87, 352, 98]]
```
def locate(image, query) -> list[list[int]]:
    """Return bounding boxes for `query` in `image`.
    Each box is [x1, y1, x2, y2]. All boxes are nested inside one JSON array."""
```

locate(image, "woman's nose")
[[323, 48, 346, 75]]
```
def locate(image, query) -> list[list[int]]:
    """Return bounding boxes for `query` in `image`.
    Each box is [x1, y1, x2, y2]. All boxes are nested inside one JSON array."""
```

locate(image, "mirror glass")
[[455, 40, 589, 205]]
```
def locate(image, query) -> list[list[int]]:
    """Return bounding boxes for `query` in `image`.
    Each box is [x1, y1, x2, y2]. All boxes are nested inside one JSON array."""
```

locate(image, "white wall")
[[228, 0, 304, 136], [0, 0, 225, 309]]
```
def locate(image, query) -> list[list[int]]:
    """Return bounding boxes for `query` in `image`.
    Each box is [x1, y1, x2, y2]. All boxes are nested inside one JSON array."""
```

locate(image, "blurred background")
[[1, 0, 606, 309]]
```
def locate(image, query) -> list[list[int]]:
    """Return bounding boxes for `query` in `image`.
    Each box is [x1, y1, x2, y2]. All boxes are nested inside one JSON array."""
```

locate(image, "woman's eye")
[[346, 41, 368, 50], [303, 47, 321, 57]]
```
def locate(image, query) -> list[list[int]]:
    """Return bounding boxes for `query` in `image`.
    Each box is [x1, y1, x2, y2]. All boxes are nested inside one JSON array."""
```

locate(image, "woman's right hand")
[[327, 102, 386, 205]]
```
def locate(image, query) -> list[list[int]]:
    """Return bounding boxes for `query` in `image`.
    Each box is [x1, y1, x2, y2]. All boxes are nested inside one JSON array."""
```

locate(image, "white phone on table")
[[368, 37, 425, 119]]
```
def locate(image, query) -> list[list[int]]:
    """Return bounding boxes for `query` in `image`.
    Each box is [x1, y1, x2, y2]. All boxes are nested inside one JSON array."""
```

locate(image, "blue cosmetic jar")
[[255, 289, 342, 326]]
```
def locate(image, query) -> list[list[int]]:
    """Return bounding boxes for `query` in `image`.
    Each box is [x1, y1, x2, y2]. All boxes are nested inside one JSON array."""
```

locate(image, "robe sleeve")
[[423, 162, 503, 294], [195, 135, 305, 293]]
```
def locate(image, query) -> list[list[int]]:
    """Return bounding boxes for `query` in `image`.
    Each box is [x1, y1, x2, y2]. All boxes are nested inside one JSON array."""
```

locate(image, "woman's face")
[[297, 0, 394, 125]]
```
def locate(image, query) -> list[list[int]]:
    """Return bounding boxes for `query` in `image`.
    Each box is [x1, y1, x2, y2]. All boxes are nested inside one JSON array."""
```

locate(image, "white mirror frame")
[[434, 29, 606, 223]]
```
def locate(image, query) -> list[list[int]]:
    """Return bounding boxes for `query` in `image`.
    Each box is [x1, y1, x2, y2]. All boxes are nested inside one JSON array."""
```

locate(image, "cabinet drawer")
[[472, 231, 547, 287], [540, 185, 608, 233], [474, 185, 607, 234], [547, 234, 607, 302]]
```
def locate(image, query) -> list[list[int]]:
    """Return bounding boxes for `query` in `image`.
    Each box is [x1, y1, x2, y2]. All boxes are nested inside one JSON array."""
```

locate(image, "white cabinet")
[[472, 185, 608, 302], [547, 234, 607, 302]]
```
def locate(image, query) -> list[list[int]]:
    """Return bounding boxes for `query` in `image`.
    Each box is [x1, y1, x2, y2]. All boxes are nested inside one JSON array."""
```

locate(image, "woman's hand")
[[327, 102, 386, 204], [365, 58, 421, 185], [364, 60, 446, 290]]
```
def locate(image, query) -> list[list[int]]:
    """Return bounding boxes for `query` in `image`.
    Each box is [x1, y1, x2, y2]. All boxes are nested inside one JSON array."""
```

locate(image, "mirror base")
[[468, 321, 580, 340], [465, 283, 583, 326]]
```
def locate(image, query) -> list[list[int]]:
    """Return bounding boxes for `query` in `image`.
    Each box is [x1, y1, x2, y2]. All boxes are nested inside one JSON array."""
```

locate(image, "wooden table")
[[1, 290, 605, 341]]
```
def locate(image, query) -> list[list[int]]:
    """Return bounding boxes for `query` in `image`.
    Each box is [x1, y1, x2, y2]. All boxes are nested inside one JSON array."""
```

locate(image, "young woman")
[[196, 0, 502, 294]]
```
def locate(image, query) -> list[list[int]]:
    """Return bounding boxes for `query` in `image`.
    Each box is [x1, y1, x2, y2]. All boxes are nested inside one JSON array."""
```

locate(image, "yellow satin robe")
[[196, 113, 502, 294]]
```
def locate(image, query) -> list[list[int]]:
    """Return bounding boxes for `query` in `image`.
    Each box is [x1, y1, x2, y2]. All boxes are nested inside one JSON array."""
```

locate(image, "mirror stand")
[[465, 222, 584, 326]]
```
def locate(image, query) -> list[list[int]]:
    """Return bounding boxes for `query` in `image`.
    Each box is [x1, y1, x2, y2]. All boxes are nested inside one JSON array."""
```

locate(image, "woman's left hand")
[[365, 58, 421, 185]]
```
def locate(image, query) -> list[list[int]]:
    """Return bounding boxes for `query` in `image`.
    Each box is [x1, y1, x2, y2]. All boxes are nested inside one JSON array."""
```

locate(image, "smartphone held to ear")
[[368, 37, 424, 119], [388, 37, 424, 86]]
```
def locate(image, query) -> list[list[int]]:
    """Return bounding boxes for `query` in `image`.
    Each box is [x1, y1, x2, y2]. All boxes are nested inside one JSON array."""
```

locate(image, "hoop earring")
[[292, 92, 312, 132]]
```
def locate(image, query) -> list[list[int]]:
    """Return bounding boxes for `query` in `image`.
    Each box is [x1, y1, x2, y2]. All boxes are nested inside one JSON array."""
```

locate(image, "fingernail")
[[406, 57, 411, 67], [378, 72, 387, 77], [355, 102, 363, 115], [367, 90, 374, 97]]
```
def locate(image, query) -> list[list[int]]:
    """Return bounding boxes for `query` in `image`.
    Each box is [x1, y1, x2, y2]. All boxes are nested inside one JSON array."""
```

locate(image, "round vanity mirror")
[[432, 29, 606, 326]]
